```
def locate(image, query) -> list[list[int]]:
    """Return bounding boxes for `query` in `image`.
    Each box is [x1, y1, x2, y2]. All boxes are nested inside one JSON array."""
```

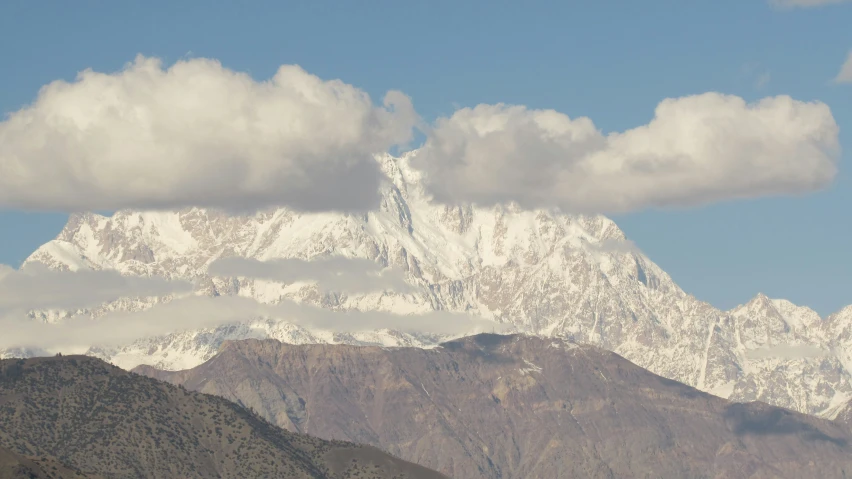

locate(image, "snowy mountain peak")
[[11, 153, 852, 418], [727, 293, 826, 351], [830, 305, 852, 321]]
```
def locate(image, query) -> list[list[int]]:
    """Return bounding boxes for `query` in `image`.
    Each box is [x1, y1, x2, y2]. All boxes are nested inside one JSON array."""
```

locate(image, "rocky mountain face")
[[14, 152, 852, 416], [829, 394, 852, 428], [0, 355, 446, 479], [136, 334, 852, 479]]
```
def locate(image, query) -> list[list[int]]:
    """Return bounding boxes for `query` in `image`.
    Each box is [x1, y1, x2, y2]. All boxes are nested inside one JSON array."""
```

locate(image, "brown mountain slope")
[[0, 356, 446, 479], [0, 446, 94, 479], [136, 334, 852, 479]]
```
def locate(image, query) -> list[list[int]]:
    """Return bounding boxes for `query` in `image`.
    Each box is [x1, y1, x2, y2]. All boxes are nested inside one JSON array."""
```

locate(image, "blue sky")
[[0, 0, 849, 315]]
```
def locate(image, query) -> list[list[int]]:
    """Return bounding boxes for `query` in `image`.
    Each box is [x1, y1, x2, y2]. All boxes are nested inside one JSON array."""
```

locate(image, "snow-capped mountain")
[[13, 152, 852, 416], [726, 294, 851, 416]]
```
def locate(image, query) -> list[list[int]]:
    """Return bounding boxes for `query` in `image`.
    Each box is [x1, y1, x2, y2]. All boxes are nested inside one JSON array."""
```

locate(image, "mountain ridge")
[[0, 354, 447, 479], [134, 333, 852, 479], [11, 152, 852, 417]]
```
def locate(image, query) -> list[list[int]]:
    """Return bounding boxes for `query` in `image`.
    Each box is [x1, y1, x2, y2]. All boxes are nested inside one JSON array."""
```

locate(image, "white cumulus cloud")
[[0, 55, 418, 213], [0, 264, 13, 282], [411, 93, 839, 214], [835, 51, 852, 84], [208, 256, 413, 294]]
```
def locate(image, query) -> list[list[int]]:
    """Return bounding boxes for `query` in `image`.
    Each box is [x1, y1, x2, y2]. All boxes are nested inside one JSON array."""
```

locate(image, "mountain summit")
[[16, 153, 852, 416]]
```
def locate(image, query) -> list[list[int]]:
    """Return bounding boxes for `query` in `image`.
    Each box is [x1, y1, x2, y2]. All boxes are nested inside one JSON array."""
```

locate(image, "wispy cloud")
[[585, 239, 642, 255], [834, 51, 852, 84], [208, 256, 414, 294], [0, 262, 192, 314], [740, 62, 771, 90], [755, 71, 772, 89], [0, 296, 506, 351], [0, 258, 497, 354], [745, 344, 828, 360], [769, 0, 852, 8]]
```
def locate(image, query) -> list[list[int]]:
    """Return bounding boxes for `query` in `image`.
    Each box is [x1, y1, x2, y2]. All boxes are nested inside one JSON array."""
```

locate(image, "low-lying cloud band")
[[208, 256, 413, 294], [0, 262, 192, 314], [0, 296, 506, 351]]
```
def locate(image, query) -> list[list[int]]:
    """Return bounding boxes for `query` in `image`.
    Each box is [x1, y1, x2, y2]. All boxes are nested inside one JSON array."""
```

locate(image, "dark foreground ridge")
[[137, 333, 852, 479], [0, 445, 95, 479], [0, 355, 447, 479]]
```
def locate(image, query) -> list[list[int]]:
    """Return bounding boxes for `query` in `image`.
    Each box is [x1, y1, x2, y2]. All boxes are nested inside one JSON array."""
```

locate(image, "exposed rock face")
[[0, 356, 446, 479], [136, 334, 852, 479], [829, 393, 852, 428], [12, 153, 852, 416], [834, 403, 852, 428]]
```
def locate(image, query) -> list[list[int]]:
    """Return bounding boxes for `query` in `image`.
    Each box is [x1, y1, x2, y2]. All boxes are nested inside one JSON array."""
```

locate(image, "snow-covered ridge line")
[[11, 153, 852, 418]]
